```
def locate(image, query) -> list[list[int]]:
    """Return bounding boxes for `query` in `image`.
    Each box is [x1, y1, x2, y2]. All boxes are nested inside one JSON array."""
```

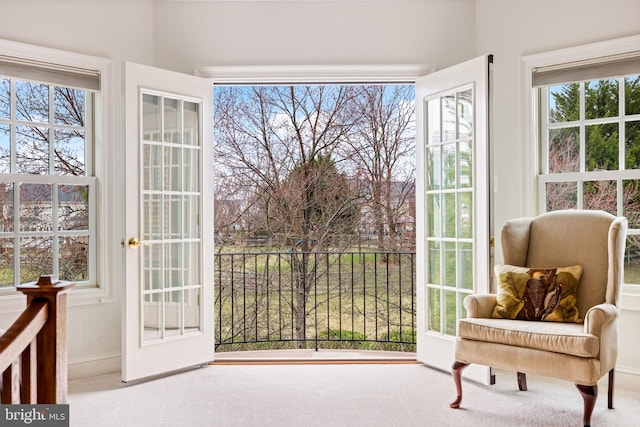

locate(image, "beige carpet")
[[68, 363, 640, 427]]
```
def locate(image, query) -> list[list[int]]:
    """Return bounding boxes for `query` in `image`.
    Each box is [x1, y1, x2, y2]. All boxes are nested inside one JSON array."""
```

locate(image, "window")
[[529, 39, 640, 288], [0, 55, 99, 290]]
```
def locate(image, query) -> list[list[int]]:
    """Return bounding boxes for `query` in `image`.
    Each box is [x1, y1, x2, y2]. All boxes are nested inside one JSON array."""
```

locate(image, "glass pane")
[[184, 196, 200, 239], [583, 180, 616, 214], [625, 121, 640, 169], [16, 81, 49, 123], [20, 183, 52, 231], [428, 240, 440, 284], [0, 238, 14, 287], [459, 242, 473, 290], [585, 79, 618, 119], [143, 292, 162, 341], [185, 287, 201, 332], [549, 83, 579, 123], [426, 146, 441, 190], [164, 243, 184, 289], [427, 193, 440, 238], [457, 88, 473, 139], [442, 143, 456, 189], [549, 127, 579, 173], [184, 242, 201, 286], [143, 194, 162, 240], [183, 148, 199, 192], [167, 194, 183, 239], [20, 236, 52, 283], [442, 193, 455, 238], [0, 183, 13, 232], [144, 244, 163, 290], [546, 181, 577, 211], [165, 146, 182, 191], [458, 191, 472, 239], [586, 123, 618, 171], [143, 144, 162, 191], [0, 78, 9, 119], [443, 242, 456, 287], [54, 129, 85, 175], [184, 101, 199, 146], [444, 290, 457, 336], [142, 94, 161, 142], [54, 87, 85, 126], [164, 98, 181, 144], [165, 242, 183, 288], [165, 290, 183, 337], [625, 75, 640, 116], [458, 139, 472, 188], [59, 235, 88, 281], [427, 287, 441, 333], [442, 95, 456, 142], [426, 98, 440, 145], [625, 236, 640, 285], [623, 180, 640, 229], [0, 125, 10, 173], [58, 185, 89, 230], [16, 125, 49, 174]]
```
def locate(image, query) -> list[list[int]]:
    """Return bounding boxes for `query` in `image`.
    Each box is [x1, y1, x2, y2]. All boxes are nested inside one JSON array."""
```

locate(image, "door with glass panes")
[[415, 55, 492, 384], [123, 62, 214, 382]]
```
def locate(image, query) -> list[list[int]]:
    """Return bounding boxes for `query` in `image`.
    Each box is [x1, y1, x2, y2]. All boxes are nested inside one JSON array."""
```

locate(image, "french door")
[[123, 62, 214, 382], [415, 55, 493, 384]]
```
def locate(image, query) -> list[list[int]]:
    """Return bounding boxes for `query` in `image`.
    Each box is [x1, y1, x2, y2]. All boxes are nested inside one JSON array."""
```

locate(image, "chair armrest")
[[584, 303, 619, 336], [463, 294, 497, 318]]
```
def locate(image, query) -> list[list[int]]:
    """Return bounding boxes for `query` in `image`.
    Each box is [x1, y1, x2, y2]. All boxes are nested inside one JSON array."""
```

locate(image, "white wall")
[[475, 0, 640, 389]]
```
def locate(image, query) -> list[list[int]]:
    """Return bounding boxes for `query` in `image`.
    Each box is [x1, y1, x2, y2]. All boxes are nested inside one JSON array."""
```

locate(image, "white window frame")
[[0, 39, 115, 310], [521, 34, 640, 311]]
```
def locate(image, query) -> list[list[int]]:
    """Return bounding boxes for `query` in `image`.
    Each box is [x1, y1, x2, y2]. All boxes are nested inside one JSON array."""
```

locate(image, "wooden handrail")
[[0, 275, 75, 404], [0, 300, 47, 372]]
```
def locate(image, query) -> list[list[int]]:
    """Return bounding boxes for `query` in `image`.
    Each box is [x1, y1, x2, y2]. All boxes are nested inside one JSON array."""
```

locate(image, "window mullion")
[[579, 82, 586, 173], [9, 80, 15, 173], [619, 77, 626, 171]]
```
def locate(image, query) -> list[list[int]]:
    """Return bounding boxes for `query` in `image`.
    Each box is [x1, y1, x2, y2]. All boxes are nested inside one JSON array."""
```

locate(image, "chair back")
[[502, 210, 627, 317]]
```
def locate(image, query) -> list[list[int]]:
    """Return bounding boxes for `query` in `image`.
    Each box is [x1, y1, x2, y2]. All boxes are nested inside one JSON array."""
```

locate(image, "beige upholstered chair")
[[450, 210, 627, 427]]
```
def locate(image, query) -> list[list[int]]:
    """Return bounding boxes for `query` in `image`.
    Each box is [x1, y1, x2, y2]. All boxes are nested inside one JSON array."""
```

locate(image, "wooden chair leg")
[[576, 384, 598, 427], [517, 372, 527, 391], [608, 369, 614, 409], [450, 361, 469, 409]]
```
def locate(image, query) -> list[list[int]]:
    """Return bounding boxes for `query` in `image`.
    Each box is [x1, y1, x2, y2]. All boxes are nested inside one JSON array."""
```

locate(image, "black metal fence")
[[214, 251, 416, 352]]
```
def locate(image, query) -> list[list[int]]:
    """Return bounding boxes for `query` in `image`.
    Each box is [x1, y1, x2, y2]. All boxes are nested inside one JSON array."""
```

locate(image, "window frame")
[[521, 34, 640, 311], [0, 38, 115, 310]]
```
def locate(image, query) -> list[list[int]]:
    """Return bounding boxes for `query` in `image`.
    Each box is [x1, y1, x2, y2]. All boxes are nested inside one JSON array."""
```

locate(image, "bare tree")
[[214, 85, 362, 347], [341, 85, 415, 252]]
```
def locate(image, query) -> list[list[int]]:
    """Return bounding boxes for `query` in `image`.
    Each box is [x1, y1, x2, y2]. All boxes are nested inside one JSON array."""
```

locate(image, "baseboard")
[[614, 365, 640, 391], [68, 352, 121, 380]]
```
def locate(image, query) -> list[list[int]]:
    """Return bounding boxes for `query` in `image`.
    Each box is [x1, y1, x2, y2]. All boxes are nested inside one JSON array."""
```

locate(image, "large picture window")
[[0, 63, 97, 289], [535, 55, 640, 285]]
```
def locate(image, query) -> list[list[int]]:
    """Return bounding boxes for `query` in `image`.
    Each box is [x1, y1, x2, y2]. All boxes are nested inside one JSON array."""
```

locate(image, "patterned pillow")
[[491, 264, 582, 322]]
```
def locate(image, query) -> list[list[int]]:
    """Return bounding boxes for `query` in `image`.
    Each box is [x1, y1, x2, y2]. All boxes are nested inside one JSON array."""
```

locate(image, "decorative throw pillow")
[[491, 264, 582, 322]]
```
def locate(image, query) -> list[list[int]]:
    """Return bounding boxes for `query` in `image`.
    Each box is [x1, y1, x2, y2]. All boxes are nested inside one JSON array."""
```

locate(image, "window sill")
[[0, 284, 115, 313]]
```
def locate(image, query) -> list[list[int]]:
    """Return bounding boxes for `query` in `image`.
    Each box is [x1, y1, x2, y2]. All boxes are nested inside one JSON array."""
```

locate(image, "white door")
[[123, 62, 214, 382], [415, 55, 492, 384]]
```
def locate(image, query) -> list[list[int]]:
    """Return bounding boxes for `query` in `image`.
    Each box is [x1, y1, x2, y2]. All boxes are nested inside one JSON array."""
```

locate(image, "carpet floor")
[[68, 363, 640, 427]]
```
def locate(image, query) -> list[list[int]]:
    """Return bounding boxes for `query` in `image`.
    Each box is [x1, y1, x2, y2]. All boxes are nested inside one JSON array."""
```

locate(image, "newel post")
[[17, 275, 75, 404]]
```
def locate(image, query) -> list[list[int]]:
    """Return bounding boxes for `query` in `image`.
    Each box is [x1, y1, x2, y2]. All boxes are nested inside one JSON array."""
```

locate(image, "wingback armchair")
[[450, 210, 627, 427]]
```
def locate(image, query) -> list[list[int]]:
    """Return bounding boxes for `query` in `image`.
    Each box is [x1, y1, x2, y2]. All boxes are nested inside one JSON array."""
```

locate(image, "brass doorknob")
[[128, 237, 151, 249]]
